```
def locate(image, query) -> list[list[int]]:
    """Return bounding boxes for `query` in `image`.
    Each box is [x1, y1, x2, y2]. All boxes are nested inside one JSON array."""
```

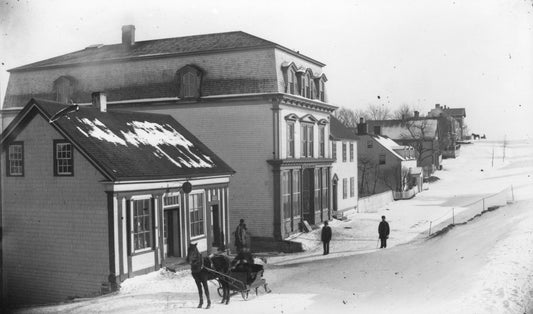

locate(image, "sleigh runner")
[[204, 264, 271, 300]]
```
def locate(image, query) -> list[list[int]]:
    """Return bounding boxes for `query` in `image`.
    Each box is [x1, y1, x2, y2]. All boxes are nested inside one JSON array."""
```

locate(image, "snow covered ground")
[[15, 139, 533, 314]]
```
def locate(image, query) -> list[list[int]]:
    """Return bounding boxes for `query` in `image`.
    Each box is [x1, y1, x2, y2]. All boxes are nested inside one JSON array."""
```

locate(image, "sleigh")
[[205, 263, 271, 300]]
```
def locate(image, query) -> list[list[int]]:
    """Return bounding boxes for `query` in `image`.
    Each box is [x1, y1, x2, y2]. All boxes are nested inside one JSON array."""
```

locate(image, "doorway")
[[211, 204, 222, 248], [332, 175, 338, 212], [163, 209, 180, 257], [302, 168, 315, 224]]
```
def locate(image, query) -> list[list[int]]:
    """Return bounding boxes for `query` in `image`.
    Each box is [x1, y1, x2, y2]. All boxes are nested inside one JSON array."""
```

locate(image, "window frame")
[[319, 126, 325, 158], [332, 142, 337, 160], [301, 124, 314, 158], [6, 141, 24, 177], [379, 154, 386, 165], [367, 140, 373, 148], [350, 177, 355, 198], [287, 122, 295, 158], [342, 178, 348, 199], [349, 142, 354, 162], [342, 142, 347, 162], [130, 198, 154, 254], [176, 65, 203, 99], [53, 140, 74, 176], [189, 192, 206, 239]]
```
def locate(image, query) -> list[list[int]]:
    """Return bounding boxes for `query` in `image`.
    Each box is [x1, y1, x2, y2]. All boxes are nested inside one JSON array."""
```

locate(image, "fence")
[[357, 190, 394, 213], [427, 186, 515, 236]]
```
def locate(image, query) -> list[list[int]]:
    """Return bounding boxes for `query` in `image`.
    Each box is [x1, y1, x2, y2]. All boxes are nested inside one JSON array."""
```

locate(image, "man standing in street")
[[378, 215, 390, 248], [321, 220, 332, 255]]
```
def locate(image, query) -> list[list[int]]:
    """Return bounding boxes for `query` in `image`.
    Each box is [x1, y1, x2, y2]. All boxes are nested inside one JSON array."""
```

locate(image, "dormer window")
[[176, 65, 203, 99], [53, 76, 75, 104], [289, 69, 296, 94], [314, 74, 327, 102]]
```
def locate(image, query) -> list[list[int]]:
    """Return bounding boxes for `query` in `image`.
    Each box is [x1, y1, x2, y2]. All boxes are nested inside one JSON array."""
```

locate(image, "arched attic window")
[[53, 76, 76, 104], [176, 65, 203, 99], [281, 62, 298, 95], [314, 74, 328, 102]]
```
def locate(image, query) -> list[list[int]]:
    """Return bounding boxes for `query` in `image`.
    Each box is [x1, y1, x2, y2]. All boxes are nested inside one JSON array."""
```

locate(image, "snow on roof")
[[373, 135, 411, 160], [76, 118, 214, 168], [7, 99, 234, 181], [369, 119, 438, 140]]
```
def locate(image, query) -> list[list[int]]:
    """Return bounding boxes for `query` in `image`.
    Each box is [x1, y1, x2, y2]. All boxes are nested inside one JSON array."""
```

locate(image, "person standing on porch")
[[321, 221, 332, 255], [234, 219, 247, 253], [378, 215, 390, 248]]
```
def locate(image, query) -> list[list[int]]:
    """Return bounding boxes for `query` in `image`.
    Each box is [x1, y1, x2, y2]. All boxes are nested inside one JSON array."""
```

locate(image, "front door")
[[163, 209, 180, 257], [211, 205, 222, 248]]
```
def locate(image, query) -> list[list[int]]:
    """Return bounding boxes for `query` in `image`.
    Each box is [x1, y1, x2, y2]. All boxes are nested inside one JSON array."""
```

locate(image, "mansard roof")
[[10, 31, 325, 72]]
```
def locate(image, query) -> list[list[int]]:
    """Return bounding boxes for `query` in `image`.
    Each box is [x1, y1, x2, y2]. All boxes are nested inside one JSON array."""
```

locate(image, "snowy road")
[[15, 139, 533, 314]]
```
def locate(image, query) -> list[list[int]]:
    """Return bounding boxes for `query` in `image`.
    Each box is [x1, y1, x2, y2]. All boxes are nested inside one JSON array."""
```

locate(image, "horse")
[[186, 243, 232, 308], [209, 253, 232, 304], [186, 243, 212, 309]]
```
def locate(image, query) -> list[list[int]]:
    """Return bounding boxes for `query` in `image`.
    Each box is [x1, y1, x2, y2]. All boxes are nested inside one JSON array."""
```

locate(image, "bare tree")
[[402, 119, 438, 167], [366, 104, 391, 120], [334, 107, 358, 127], [358, 157, 379, 196], [393, 104, 414, 120], [353, 108, 369, 123]]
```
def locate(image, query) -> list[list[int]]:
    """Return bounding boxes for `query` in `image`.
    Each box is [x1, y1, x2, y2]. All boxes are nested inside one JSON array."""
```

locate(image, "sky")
[[1, 0, 532, 140]]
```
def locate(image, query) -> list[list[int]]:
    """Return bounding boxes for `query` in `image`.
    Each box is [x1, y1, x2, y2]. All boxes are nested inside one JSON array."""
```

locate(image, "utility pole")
[[502, 135, 507, 163], [491, 146, 494, 168]]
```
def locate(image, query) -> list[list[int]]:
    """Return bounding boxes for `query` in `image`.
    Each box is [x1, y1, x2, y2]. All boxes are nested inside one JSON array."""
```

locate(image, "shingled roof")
[[330, 116, 357, 140], [1, 99, 234, 181], [9, 31, 324, 72]]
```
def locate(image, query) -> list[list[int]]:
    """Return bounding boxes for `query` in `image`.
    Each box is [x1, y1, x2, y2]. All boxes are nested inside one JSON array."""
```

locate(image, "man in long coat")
[[321, 220, 332, 255], [378, 215, 390, 248]]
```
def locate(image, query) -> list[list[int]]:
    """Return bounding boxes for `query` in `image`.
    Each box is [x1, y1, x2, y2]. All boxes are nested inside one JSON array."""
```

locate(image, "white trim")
[[121, 197, 128, 273], [104, 176, 230, 192], [113, 196, 120, 276], [130, 194, 152, 201]]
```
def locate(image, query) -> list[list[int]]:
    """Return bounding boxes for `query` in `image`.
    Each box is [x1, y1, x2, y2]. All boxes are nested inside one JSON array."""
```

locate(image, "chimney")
[[435, 104, 440, 109], [414, 110, 419, 118], [91, 92, 107, 112], [122, 25, 135, 47], [357, 117, 367, 135]]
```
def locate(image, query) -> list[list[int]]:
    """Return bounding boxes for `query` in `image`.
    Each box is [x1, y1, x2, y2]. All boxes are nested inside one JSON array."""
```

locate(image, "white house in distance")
[[357, 133, 422, 197], [329, 116, 358, 215]]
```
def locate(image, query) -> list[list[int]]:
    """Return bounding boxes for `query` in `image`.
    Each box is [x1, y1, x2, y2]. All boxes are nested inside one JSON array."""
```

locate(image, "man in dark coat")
[[321, 220, 332, 255], [234, 219, 247, 253], [378, 215, 390, 248]]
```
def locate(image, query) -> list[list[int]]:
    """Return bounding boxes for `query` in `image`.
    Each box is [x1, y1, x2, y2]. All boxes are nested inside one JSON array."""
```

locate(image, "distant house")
[[329, 116, 358, 215], [356, 133, 422, 196], [428, 104, 466, 157], [0, 98, 234, 305], [358, 114, 441, 177], [1, 26, 337, 250]]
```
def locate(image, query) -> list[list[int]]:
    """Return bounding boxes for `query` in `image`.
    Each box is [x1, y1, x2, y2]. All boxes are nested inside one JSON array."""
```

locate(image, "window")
[[54, 140, 73, 176], [292, 170, 301, 218], [342, 142, 347, 162], [177, 65, 203, 99], [332, 142, 337, 160], [7, 142, 24, 176], [289, 70, 296, 94], [350, 177, 355, 198], [282, 171, 292, 219], [343, 178, 348, 199], [319, 80, 325, 102], [314, 169, 322, 212], [319, 126, 325, 157], [189, 193, 205, 238], [132, 198, 153, 252], [367, 140, 373, 148], [287, 123, 295, 158], [373, 125, 382, 135], [301, 124, 314, 157], [350, 143, 354, 162], [379, 154, 386, 165], [321, 168, 328, 210]]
